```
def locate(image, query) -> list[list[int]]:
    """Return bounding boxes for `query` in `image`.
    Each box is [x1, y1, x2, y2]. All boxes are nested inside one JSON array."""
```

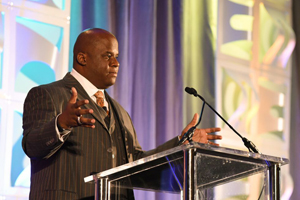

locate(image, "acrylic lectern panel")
[[84, 142, 288, 200]]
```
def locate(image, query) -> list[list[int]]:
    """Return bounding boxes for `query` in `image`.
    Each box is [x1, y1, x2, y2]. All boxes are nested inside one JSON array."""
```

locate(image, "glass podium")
[[84, 142, 288, 200]]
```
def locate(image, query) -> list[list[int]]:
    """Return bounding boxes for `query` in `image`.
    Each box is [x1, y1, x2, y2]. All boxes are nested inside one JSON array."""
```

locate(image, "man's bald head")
[[73, 28, 116, 67], [72, 28, 120, 89]]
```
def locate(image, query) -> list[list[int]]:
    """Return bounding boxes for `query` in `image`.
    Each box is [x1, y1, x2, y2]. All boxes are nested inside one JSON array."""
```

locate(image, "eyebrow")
[[105, 51, 119, 56], [106, 51, 118, 54]]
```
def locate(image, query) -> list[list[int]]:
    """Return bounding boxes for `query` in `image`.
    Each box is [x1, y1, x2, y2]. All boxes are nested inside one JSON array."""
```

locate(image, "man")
[[22, 28, 222, 199]]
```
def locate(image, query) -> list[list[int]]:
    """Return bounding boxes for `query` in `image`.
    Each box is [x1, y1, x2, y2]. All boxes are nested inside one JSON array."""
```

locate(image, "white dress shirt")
[[70, 68, 109, 108]]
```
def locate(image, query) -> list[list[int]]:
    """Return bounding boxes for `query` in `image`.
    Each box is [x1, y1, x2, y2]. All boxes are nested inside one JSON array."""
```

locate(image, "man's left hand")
[[180, 113, 222, 145]]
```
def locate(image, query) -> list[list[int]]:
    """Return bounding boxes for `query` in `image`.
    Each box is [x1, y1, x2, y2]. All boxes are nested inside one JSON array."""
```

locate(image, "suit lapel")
[[105, 92, 123, 127], [62, 73, 109, 131]]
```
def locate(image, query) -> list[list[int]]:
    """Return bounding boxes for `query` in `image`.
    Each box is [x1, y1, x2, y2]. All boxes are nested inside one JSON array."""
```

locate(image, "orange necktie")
[[94, 91, 109, 115]]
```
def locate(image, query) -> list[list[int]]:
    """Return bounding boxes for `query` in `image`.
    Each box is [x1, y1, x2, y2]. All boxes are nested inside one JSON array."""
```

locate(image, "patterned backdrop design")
[[14, 16, 63, 93], [0, 0, 70, 199], [11, 111, 28, 187], [216, 0, 294, 199], [15, 61, 56, 93], [27, 0, 65, 9]]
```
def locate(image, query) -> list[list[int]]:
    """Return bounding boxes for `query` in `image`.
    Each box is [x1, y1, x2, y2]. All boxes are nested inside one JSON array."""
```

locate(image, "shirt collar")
[[70, 68, 105, 98]]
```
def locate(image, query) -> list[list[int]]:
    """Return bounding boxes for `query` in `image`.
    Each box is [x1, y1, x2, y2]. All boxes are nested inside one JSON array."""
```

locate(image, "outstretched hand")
[[180, 113, 222, 145], [58, 87, 95, 129]]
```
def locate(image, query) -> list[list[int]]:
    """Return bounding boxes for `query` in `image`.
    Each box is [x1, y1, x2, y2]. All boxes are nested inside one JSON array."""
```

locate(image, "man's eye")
[[103, 54, 112, 59]]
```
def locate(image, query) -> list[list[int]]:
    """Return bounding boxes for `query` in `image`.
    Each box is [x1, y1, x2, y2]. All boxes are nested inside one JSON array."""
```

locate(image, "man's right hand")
[[58, 87, 95, 129]]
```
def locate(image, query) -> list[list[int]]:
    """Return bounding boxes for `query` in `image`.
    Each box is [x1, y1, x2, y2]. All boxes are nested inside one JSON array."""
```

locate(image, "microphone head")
[[185, 87, 198, 97]]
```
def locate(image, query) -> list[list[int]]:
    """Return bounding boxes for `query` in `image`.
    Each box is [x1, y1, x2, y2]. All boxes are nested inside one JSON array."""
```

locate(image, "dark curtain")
[[290, 0, 300, 199]]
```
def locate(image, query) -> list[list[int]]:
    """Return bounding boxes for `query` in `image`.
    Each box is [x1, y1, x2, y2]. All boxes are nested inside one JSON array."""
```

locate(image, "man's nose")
[[110, 57, 119, 67]]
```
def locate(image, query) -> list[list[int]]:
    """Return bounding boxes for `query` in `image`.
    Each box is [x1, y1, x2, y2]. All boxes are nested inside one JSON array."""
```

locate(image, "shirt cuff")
[[55, 114, 71, 142], [178, 135, 181, 141]]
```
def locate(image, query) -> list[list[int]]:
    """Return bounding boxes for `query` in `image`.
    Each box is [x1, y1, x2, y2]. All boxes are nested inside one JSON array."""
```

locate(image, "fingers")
[[189, 126, 222, 146], [180, 113, 199, 138], [75, 99, 89, 109], [59, 87, 95, 129], [204, 127, 221, 133], [190, 113, 199, 127], [70, 87, 92, 112], [76, 107, 93, 116], [77, 116, 95, 128], [207, 134, 222, 140], [74, 107, 95, 128], [69, 87, 78, 104], [205, 128, 222, 146]]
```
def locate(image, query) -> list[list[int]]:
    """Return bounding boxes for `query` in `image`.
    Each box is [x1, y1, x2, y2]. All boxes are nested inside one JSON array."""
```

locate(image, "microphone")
[[185, 87, 260, 154]]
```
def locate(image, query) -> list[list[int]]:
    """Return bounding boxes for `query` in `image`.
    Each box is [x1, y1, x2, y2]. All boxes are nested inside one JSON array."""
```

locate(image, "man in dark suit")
[[22, 28, 222, 199]]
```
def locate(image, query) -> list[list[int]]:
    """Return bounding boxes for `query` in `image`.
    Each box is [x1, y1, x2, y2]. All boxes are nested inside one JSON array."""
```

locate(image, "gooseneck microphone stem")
[[185, 87, 260, 154], [197, 94, 243, 139]]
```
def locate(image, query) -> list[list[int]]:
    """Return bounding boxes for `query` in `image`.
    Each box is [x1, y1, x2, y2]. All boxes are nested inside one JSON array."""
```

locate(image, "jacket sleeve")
[[22, 86, 64, 159]]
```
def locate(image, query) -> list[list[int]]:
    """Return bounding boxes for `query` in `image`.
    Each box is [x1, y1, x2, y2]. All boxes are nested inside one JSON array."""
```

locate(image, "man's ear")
[[76, 52, 87, 66]]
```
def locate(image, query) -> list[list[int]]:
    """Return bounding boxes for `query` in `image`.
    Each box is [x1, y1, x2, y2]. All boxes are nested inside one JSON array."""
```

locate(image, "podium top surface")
[[85, 142, 288, 185]]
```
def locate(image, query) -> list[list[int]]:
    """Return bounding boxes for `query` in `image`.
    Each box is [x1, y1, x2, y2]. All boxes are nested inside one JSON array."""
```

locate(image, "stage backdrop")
[[0, 0, 70, 199], [0, 0, 297, 199]]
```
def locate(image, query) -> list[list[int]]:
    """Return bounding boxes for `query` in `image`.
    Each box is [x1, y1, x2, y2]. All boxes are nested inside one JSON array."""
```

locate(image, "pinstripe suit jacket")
[[22, 73, 179, 200]]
